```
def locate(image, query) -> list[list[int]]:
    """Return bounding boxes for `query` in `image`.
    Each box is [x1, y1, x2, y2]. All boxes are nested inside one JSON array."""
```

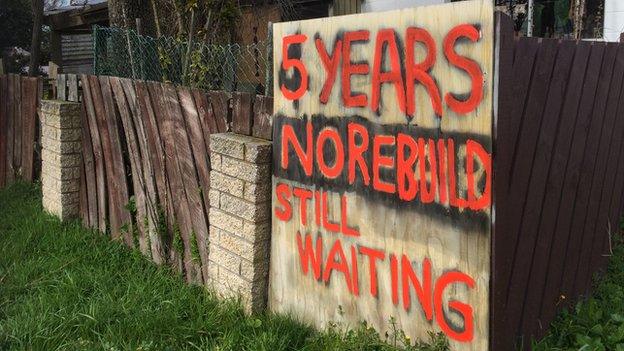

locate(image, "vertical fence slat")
[[523, 41, 596, 339], [582, 57, 624, 293], [137, 81, 175, 252], [209, 91, 230, 133], [123, 79, 164, 264], [565, 45, 624, 300], [57, 74, 66, 100], [539, 42, 617, 328], [81, 75, 107, 233], [80, 99, 98, 228], [178, 87, 211, 215], [500, 41, 559, 345], [98, 76, 133, 246], [252, 95, 273, 140], [0, 75, 7, 187], [89, 75, 123, 237], [192, 89, 218, 151], [148, 81, 194, 279], [68, 74, 79, 102], [177, 85, 211, 283], [6, 75, 15, 184], [164, 83, 208, 283], [20, 77, 38, 182], [12, 76, 21, 176], [505, 39, 572, 338], [491, 12, 515, 351], [110, 76, 150, 256], [231, 91, 253, 135]]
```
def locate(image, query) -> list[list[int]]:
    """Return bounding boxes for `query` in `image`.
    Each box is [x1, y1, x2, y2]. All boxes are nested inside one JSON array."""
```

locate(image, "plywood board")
[[269, 1, 494, 350]]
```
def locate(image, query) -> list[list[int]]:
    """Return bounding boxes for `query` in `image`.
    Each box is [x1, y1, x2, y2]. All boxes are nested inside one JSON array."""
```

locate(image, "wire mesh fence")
[[93, 25, 272, 95]]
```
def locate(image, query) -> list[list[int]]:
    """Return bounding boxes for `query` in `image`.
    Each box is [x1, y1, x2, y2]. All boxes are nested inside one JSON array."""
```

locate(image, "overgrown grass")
[[534, 233, 624, 350], [0, 182, 448, 351]]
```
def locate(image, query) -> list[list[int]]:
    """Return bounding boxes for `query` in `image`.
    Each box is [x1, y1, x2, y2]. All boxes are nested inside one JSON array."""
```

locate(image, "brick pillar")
[[40, 100, 82, 221], [208, 133, 272, 313]]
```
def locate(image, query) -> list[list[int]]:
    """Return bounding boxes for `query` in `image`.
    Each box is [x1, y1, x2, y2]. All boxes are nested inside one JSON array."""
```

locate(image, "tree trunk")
[[28, 0, 43, 76]]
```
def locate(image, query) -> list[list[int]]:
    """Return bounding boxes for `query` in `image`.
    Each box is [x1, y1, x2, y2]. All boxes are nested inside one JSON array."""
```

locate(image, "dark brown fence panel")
[[0, 75, 7, 188], [493, 21, 624, 349]]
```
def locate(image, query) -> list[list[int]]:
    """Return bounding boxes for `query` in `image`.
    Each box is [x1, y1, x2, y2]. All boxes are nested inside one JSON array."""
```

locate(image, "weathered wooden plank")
[[176, 85, 211, 283], [209, 90, 230, 133], [252, 95, 273, 140], [67, 74, 79, 102], [88, 75, 122, 239], [0, 75, 7, 187], [5, 74, 15, 184], [20, 77, 38, 182], [57, 74, 66, 100], [539, 42, 617, 328], [522, 41, 596, 340], [79, 151, 89, 226], [148, 81, 195, 280], [163, 82, 206, 284], [12, 75, 21, 179], [178, 87, 211, 211], [98, 76, 133, 246], [80, 75, 107, 233], [231, 91, 253, 135], [80, 99, 98, 229], [505, 39, 574, 339], [110, 76, 150, 256], [136, 81, 175, 255], [562, 45, 624, 300], [122, 78, 164, 264], [191, 89, 217, 151]]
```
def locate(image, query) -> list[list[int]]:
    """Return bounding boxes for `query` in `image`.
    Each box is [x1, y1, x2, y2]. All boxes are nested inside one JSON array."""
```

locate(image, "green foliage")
[[533, 234, 624, 350], [190, 231, 201, 263], [0, 182, 448, 350], [124, 196, 140, 248], [172, 221, 184, 256], [0, 0, 50, 74], [0, 0, 32, 50]]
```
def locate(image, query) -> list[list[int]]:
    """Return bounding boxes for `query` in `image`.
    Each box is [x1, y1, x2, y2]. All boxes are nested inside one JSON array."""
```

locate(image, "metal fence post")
[[265, 22, 273, 97]]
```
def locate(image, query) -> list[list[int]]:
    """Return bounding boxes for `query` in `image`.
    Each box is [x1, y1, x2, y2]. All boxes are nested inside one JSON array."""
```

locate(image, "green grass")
[[534, 233, 624, 350], [0, 182, 448, 351]]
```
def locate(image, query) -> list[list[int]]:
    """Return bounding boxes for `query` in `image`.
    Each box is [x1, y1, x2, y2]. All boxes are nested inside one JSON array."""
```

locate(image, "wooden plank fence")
[[492, 14, 624, 349], [0, 74, 42, 188], [78, 74, 273, 285]]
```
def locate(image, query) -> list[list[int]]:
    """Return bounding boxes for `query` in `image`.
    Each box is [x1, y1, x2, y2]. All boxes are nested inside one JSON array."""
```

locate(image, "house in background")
[[44, 0, 108, 74], [604, 0, 624, 41]]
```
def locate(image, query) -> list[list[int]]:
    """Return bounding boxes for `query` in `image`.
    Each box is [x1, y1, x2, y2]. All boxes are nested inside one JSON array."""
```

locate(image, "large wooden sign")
[[269, 1, 493, 350]]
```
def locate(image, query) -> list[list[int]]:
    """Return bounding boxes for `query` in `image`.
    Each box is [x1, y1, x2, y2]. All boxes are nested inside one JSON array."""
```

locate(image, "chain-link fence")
[[93, 25, 272, 94]]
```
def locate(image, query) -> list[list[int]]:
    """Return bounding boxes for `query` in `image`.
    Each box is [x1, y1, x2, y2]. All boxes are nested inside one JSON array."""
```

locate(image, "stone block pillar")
[[208, 133, 272, 313], [40, 100, 82, 221]]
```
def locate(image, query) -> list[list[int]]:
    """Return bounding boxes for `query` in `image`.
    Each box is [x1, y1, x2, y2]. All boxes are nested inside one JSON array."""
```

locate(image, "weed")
[[533, 233, 624, 350]]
